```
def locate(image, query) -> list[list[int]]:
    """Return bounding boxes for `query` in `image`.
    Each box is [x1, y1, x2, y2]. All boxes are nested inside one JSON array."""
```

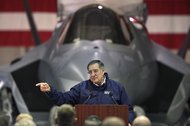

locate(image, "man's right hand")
[[36, 82, 51, 92]]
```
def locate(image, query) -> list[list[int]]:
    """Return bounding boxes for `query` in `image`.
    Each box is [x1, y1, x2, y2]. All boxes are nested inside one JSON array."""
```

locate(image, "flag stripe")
[[0, 12, 189, 34], [0, 31, 52, 46], [0, 31, 186, 48], [0, 12, 57, 31], [0, 0, 57, 12], [149, 34, 186, 49], [145, 0, 190, 15], [1, 0, 189, 14], [146, 15, 190, 33]]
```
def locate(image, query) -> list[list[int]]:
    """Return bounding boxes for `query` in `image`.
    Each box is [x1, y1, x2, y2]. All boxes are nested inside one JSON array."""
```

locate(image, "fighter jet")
[[0, 0, 190, 126]]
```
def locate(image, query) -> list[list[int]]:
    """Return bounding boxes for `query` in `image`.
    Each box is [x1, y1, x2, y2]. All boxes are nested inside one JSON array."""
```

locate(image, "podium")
[[75, 105, 128, 126]]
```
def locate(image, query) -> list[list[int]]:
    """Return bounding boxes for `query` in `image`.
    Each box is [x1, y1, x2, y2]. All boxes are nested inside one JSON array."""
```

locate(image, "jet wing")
[[147, 41, 190, 124], [153, 42, 190, 74]]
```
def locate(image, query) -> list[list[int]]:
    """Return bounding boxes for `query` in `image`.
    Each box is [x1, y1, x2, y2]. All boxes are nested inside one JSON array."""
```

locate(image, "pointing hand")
[[36, 82, 51, 92]]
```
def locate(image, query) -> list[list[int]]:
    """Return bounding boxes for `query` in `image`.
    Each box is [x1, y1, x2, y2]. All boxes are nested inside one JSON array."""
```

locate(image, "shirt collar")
[[94, 76, 106, 87]]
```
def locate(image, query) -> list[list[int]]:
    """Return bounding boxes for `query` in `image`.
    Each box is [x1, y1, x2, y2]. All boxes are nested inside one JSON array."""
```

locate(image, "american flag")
[[145, 0, 190, 49], [0, 0, 190, 62], [0, 0, 57, 46]]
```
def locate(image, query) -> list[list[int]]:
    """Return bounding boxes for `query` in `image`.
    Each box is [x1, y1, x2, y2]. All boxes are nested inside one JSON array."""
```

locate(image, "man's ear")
[[103, 70, 105, 74]]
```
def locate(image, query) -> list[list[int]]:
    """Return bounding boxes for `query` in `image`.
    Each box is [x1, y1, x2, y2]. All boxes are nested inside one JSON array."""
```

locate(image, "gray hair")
[[14, 113, 36, 126], [87, 60, 104, 70]]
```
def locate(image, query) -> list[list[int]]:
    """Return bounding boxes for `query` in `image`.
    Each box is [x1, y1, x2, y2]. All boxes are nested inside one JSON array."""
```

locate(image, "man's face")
[[88, 63, 105, 85]]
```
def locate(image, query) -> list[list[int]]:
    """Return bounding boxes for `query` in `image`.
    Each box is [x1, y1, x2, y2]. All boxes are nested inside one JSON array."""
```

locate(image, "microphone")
[[83, 93, 92, 104], [109, 91, 119, 105], [83, 91, 97, 104]]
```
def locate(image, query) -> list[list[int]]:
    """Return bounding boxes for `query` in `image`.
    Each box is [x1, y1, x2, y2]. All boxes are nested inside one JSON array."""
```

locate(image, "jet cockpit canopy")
[[64, 4, 131, 45]]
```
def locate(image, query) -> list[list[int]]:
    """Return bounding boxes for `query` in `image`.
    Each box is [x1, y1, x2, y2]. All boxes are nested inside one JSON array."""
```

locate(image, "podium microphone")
[[109, 92, 119, 105], [83, 92, 93, 104]]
